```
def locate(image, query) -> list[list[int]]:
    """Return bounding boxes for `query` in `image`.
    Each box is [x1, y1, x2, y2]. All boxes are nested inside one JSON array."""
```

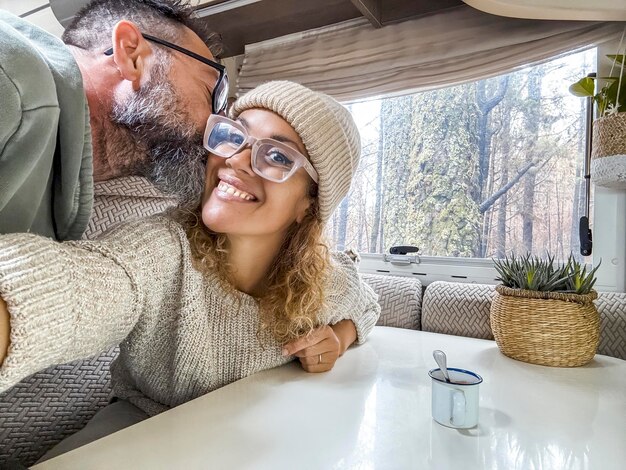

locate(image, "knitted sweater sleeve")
[[0, 216, 185, 392], [324, 253, 381, 344]]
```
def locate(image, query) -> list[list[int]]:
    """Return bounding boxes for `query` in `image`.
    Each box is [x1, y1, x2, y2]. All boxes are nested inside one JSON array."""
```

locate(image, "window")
[[327, 48, 597, 262]]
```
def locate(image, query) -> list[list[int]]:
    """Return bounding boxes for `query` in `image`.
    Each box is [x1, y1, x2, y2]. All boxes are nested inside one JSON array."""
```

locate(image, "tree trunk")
[[496, 116, 511, 258], [336, 196, 349, 251], [475, 77, 509, 201], [369, 109, 385, 253], [475, 77, 509, 256], [522, 69, 542, 253]]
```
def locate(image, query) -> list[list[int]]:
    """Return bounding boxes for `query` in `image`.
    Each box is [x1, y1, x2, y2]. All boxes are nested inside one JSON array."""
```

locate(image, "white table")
[[34, 327, 626, 470]]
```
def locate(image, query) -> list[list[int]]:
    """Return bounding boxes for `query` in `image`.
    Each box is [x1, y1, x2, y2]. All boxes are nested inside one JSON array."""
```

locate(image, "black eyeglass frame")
[[104, 33, 228, 114]]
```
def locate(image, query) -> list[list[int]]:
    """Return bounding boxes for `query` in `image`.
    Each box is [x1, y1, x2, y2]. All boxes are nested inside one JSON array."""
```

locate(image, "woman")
[[0, 81, 380, 457]]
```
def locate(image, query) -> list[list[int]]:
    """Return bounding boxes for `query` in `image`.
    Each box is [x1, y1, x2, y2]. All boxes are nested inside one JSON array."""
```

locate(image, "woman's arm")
[[282, 253, 381, 372], [331, 319, 357, 354], [282, 319, 357, 373], [324, 253, 381, 344], [0, 217, 185, 391], [0, 296, 9, 366]]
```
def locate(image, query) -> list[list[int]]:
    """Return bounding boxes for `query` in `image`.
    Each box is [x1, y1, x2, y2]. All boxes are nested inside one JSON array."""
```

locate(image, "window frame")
[[352, 42, 626, 293]]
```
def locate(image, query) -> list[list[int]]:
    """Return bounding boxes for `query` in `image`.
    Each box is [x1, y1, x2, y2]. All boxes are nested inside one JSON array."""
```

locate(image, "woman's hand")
[[282, 319, 357, 373], [0, 296, 9, 366]]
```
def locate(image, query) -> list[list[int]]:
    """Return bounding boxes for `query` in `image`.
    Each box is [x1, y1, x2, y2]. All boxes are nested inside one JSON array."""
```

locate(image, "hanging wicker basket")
[[490, 286, 599, 367], [591, 112, 626, 189]]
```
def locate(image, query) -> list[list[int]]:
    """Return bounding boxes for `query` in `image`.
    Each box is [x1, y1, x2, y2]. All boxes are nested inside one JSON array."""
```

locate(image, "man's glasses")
[[104, 33, 229, 115], [203, 115, 319, 184]]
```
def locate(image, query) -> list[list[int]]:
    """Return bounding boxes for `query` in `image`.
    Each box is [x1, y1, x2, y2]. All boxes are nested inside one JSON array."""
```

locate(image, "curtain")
[[237, 5, 623, 101]]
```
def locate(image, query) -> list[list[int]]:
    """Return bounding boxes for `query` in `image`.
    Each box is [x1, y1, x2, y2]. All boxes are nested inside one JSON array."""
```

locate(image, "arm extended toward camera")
[[0, 296, 9, 366]]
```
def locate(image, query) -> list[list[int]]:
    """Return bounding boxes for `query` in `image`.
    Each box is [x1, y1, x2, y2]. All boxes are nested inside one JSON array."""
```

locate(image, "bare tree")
[[369, 105, 385, 252], [522, 68, 543, 252]]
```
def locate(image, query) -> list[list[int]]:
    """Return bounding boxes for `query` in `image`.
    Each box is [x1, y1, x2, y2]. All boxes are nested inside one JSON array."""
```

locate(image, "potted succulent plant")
[[569, 53, 626, 188], [490, 254, 600, 367]]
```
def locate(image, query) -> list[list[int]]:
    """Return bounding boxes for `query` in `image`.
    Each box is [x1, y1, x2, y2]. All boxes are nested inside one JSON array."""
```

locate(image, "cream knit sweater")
[[0, 217, 380, 416]]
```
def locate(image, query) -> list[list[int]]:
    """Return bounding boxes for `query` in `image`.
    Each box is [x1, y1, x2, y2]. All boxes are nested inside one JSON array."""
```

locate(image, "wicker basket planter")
[[591, 112, 626, 189], [490, 285, 600, 367]]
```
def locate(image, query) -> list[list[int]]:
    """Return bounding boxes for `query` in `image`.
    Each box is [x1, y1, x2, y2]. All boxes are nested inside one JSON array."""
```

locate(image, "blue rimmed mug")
[[428, 367, 483, 429]]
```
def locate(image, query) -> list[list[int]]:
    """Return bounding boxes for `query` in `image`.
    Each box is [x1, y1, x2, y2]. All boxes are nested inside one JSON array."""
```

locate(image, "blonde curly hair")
[[176, 185, 331, 343], [177, 82, 361, 343]]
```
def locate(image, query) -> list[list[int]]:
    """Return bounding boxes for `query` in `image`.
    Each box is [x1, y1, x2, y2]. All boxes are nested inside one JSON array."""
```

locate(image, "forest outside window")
[[327, 48, 597, 263]]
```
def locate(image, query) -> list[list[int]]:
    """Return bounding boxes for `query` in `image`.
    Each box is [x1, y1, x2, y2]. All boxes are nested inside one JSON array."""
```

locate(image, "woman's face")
[[201, 109, 313, 239]]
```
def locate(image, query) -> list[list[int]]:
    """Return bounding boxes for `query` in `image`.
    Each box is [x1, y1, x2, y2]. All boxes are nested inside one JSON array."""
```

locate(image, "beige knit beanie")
[[230, 81, 361, 222]]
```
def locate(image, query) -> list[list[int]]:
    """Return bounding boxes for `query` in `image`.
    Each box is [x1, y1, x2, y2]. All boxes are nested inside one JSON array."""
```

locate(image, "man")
[[0, 0, 226, 240], [0, 2, 226, 463]]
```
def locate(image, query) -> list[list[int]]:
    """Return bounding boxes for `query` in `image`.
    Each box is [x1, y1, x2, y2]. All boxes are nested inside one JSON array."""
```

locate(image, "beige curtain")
[[237, 5, 623, 101]]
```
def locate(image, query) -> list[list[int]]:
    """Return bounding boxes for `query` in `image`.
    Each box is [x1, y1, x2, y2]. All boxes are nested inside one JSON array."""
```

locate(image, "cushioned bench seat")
[[0, 348, 118, 466], [422, 281, 626, 360], [361, 273, 422, 330]]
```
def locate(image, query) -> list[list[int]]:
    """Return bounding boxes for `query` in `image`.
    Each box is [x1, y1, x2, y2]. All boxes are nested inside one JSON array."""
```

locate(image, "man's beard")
[[109, 59, 206, 209]]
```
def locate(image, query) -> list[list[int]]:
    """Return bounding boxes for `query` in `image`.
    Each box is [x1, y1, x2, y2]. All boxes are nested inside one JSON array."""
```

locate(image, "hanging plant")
[[569, 54, 625, 115], [569, 32, 626, 189]]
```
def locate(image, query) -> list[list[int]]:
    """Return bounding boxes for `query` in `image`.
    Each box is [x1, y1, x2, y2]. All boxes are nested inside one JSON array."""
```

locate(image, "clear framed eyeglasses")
[[203, 115, 319, 184]]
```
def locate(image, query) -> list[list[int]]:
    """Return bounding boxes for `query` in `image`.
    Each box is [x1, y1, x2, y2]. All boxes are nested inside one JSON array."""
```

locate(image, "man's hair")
[[62, 0, 223, 58]]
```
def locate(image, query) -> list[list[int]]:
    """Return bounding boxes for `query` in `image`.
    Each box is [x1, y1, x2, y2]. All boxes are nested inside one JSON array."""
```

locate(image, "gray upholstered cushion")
[[0, 349, 117, 466], [422, 282, 626, 360], [0, 178, 175, 467], [596, 292, 626, 360], [362, 274, 422, 330], [422, 281, 495, 340]]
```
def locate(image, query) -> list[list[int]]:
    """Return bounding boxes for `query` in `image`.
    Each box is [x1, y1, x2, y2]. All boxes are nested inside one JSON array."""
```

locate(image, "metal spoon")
[[433, 350, 451, 383]]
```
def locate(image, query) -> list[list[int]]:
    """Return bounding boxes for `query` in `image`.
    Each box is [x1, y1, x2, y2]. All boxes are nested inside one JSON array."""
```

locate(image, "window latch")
[[384, 246, 420, 265]]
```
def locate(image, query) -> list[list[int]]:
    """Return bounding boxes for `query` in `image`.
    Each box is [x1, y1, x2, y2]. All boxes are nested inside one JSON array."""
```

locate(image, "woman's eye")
[[208, 127, 229, 148], [266, 150, 293, 167], [228, 131, 245, 145]]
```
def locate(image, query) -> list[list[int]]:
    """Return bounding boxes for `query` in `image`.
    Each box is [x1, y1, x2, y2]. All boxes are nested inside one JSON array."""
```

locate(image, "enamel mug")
[[428, 367, 483, 429]]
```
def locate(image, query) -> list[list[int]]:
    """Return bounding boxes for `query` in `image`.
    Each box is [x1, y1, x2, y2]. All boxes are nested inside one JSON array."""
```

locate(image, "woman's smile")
[[201, 109, 312, 238], [215, 180, 258, 202]]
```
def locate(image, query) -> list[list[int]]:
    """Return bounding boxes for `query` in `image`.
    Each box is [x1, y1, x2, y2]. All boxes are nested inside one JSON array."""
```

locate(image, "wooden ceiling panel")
[[380, 0, 464, 24], [196, 0, 467, 57], [350, 0, 382, 28], [198, 0, 362, 57]]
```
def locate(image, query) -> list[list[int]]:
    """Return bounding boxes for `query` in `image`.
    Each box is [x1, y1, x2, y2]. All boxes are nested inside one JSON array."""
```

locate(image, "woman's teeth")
[[218, 181, 256, 201]]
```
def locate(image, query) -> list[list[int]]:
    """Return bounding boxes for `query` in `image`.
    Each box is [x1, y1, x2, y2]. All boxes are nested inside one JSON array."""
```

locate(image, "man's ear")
[[110, 20, 153, 91]]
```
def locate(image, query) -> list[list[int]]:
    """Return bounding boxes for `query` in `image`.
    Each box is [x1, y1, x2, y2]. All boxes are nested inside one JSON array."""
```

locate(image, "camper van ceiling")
[[461, 0, 626, 21], [47, 0, 624, 57], [50, 0, 87, 27], [46, 0, 464, 56], [196, 0, 464, 56], [49, 0, 206, 26]]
